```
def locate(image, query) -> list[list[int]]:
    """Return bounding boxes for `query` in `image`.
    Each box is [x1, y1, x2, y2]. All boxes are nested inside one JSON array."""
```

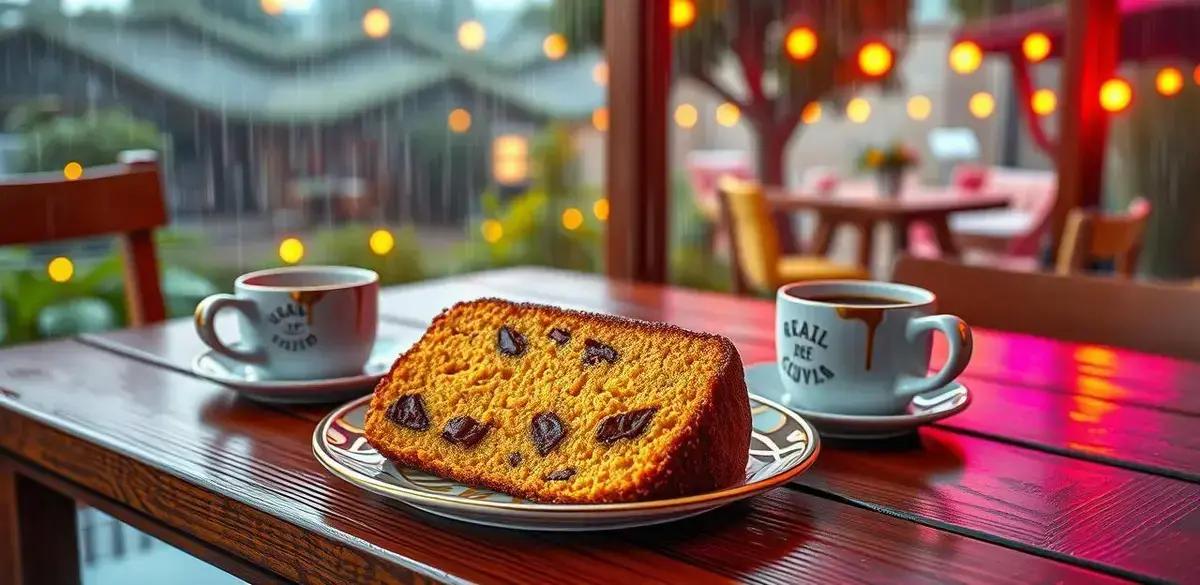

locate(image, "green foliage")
[[16, 108, 162, 172], [668, 176, 730, 292], [313, 225, 426, 286]]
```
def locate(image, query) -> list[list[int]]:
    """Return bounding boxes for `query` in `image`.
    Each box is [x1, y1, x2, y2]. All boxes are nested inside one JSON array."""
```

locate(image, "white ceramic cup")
[[194, 266, 379, 380], [775, 280, 972, 415]]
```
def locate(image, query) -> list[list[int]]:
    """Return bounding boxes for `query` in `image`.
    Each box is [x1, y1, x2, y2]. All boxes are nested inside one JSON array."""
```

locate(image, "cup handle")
[[194, 294, 265, 364], [896, 314, 973, 399]]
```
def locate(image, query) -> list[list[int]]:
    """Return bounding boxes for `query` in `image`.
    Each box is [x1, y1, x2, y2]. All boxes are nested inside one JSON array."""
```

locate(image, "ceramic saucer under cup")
[[744, 362, 971, 439], [192, 336, 405, 404]]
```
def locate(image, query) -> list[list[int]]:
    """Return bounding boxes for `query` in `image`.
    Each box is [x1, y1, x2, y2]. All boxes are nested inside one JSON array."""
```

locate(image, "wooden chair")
[[893, 255, 1200, 361], [718, 176, 867, 295], [1055, 197, 1150, 276], [0, 161, 168, 325]]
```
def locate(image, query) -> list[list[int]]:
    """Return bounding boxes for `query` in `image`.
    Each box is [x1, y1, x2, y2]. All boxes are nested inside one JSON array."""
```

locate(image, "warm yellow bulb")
[[457, 20, 486, 51], [362, 8, 391, 39], [969, 92, 995, 119], [261, 0, 284, 16], [669, 0, 696, 30], [448, 108, 472, 133], [47, 256, 73, 283], [593, 198, 609, 221], [543, 33, 568, 60], [1156, 67, 1184, 97], [591, 107, 609, 132], [592, 61, 608, 86], [481, 219, 503, 243], [369, 229, 395, 255], [846, 98, 870, 123], [1099, 78, 1132, 113], [278, 238, 304, 264], [785, 26, 817, 61], [857, 42, 893, 77], [1031, 88, 1056, 116], [948, 41, 982, 75], [1022, 32, 1051, 63], [674, 103, 698, 129], [561, 208, 584, 231], [906, 95, 932, 121], [63, 161, 83, 181], [801, 102, 821, 124], [715, 102, 740, 127]]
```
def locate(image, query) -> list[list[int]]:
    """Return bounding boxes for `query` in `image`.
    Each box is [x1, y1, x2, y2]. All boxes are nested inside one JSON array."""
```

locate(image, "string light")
[[591, 107, 609, 131], [63, 161, 83, 181], [906, 95, 932, 121], [715, 102, 740, 127], [785, 26, 817, 61], [857, 42, 893, 77], [846, 98, 870, 123], [1099, 78, 1132, 113], [1031, 88, 1056, 116], [593, 198, 609, 221], [674, 103, 698, 129], [362, 8, 391, 39], [278, 238, 304, 264], [47, 256, 73, 283], [969, 92, 995, 118], [1022, 32, 1051, 63], [369, 229, 395, 255], [1156, 67, 1183, 97], [543, 33, 567, 60], [561, 208, 584, 231], [669, 0, 696, 30], [592, 61, 608, 86], [801, 102, 821, 124], [948, 41, 982, 75], [448, 108, 472, 133], [457, 20, 486, 51], [481, 219, 503, 243]]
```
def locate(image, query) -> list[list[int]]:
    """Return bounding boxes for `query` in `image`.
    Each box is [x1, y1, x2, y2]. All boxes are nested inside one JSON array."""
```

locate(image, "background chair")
[[893, 254, 1200, 361], [0, 161, 168, 325], [718, 177, 867, 295], [1055, 197, 1151, 277]]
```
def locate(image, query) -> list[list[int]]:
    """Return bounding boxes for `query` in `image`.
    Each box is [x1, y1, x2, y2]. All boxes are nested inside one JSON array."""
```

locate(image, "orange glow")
[[63, 161, 83, 181], [1156, 67, 1183, 97], [1074, 345, 1117, 369], [362, 8, 391, 39], [492, 134, 529, 185], [457, 20, 486, 51], [1099, 78, 1132, 113], [1031, 88, 1056, 116], [801, 102, 821, 124], [561, 208, 584, 231], [674, 103, 698, 129], [669, 0, 695, 30], [481, 219, 503, 244], [591, 107, 609, 131], [1022, 32, 1051, 63], [785, 26, 818, 61], [47, 256, 73, 283], [715, 102, 740, 127], [968, 92, 995, 119], [368, 229, 394, 255], [447, 108, 472, 133], [278, 238, 304, 264], [906, 95, 932, 120], [593, 198, 609, 221], [857, 41, 893, 77], [1194, 65, 1200, 86], [1076, 375, 1128, 401], [846, 98, 870, 123], [948, 41, 982, 74], [592, 61, 608, 86], [261, 0, 284, 16], [543, 33, 568, 60]]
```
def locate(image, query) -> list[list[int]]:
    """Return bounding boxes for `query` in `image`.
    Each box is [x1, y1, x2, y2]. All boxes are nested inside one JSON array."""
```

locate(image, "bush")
[[16, 108, 162, 172], [312, 225, 426, 285]]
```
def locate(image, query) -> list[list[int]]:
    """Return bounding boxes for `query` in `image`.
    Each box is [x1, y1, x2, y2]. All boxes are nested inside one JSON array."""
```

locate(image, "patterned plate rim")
[[312, 393, 821, 513]]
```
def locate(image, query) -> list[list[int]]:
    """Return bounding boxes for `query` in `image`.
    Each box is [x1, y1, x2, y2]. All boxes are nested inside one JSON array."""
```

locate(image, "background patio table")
[[2, 267, 1197, 584], [766, 186, 1010, 268]]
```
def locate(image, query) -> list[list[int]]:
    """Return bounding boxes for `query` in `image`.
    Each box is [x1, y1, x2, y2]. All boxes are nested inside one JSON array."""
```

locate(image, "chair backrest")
[[717, 177, 780, 294], [0, 161, 168, 325], [893, 255, 1200, 361], [1055, 197, 1151, 277]]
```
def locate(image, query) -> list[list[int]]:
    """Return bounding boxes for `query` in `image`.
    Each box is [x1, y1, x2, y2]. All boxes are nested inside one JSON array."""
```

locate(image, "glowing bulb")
[[715, 102, 740, 127], [674, 103, 698, 129], [593, 198, 609, 221], [1031, 89, 1056, 116], [969, 92, 995, 118], [591, 107, 609, 131], [47, 256, 73, 283], [362, 8, 390, 39], [448, 108, 471, 133], [1022, 32, 1051, 63], [1156, 67, 1183, 97], [63, 161, 83, 181], [906, 95, 932, 121], [1099, 78, 1132, 113], [543, 33, 567, 60], [846, 98, 870, 123], [261, 0, 284, 16], [1194, 65, 1200, 86], [801, 102, 821, 124], [278, 238, 304, 264], [948, 41, 982, 75], [592, 61, 608, 86], [669, 0, 695, 30], [457, 20, 486, 51], [481, 219, 503, 243], [857, 41, 893, 77], [369, 229, 395, 255], [561, 208, 584, 231], [785, 26, 817, 61]]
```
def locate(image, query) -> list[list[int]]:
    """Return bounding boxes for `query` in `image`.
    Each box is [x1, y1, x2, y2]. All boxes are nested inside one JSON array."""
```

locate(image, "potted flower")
[[857, 143, 919, 198]]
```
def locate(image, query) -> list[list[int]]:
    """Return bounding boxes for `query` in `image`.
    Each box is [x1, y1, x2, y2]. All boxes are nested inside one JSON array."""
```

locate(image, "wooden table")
[[767, 187, 1010, 268], [2, 267, 1197, 584]]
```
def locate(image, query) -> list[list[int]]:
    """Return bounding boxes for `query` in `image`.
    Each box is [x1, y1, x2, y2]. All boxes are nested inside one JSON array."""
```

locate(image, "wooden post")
[[604, 0, 670, 282], [1049, 0, 1119, 257], [0, 457, 81, 585]]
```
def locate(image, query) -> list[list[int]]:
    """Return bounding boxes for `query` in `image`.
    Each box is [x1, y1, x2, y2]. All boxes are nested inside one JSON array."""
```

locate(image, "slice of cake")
[[364, 298, 750, 504]]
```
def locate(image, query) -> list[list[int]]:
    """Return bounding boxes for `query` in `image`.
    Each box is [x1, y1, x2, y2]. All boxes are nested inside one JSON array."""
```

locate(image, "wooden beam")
[[1049, 0, 1119, 256], [604, 0, 670, 282]]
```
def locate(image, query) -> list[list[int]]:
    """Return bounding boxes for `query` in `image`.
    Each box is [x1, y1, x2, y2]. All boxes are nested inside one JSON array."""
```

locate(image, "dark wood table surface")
[[2, 267, 1197, 584], [766, 187, 1011, 267]]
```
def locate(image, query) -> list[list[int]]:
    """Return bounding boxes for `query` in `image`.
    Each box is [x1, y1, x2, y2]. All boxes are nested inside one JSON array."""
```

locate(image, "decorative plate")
[[313, 393, 820, 531]]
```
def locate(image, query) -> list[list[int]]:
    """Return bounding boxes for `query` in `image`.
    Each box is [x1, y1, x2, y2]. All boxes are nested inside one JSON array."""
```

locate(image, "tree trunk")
[[754, 124, 800, 252]]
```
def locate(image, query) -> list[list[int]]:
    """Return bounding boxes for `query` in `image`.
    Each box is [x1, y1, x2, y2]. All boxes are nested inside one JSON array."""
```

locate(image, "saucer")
[[192, 337, 404, 404], [744, 362, 971, 439]]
